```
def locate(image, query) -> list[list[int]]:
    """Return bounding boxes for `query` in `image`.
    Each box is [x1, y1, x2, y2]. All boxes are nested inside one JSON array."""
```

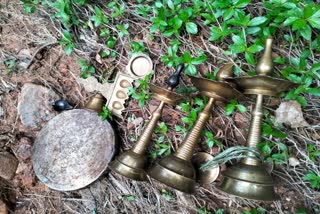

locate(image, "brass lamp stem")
[[241, 94, 264, 165], [175, 97, 215, 161], [132, 101, 165, 154]]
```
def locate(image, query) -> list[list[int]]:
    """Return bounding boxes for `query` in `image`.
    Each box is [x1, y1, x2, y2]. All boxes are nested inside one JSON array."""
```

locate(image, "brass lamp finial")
[[256, 37, 273, 76], [109, 65, 185, 181], [148, 64, 243, 194]]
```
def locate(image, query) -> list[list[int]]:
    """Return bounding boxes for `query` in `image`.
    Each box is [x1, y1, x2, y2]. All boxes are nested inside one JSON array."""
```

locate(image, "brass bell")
[[218, 38, 297, 201], [148, 64, 243, 193], [109, 65, 185, 181]]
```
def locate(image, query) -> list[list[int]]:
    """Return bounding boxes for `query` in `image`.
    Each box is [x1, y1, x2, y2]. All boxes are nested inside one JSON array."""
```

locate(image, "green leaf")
[[186, 22, 198, 34], [64, 44, 74, 55], [245, 52, 255, 65], [308, 17, 320, 29], [225, 103, 235, 116], [296, 96, 308, 107], [248, 16, 268, 26], [306, 88, 320, 96], [209, 26, 222, 41], [236, 104, 247, 113], [283, 17, 299, 26], [300, 25, 312, 40]]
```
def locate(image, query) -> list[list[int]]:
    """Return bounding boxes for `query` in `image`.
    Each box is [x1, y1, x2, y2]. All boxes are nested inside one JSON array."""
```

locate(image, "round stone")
[[32, 109, 116, 191]]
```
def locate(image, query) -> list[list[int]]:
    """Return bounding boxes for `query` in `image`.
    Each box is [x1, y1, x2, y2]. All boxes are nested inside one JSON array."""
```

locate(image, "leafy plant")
[[203, 131, 222, 148], [128, 72, 153, 107], [100, 106, 113, 121], [161, 189, 176, 201], [90, 6, 109, 27], [307, 144, 320, 162], [224, 99, 247, 116], [78, 60, 96, 78], [130, 41, 146, 55], [303, 171, 320, 189], [59, 30, 75, 55], [258, 141, 288, 164], [108, 1, 125, 18], [243, 207, 266, 214], [197, 207, 212, 214], [116, 23, 129, 37], [20, 0, 39, 13], [119, 194, 136, 201], [150, 136, 171, 159]]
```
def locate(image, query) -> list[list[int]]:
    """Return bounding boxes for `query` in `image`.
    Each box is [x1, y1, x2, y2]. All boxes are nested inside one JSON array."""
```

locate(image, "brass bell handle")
[[175, 97, 215, 161], [241, 94, 264, 165]]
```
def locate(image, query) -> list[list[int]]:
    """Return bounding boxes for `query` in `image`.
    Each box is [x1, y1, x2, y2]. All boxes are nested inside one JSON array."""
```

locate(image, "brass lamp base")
[[218, 162, 279, 201], [109, 150, 147, 181], [148, 155, 196, 194]]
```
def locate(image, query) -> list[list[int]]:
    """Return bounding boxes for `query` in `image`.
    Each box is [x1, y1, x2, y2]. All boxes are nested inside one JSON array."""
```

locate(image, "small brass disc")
[[149, 84, 184, 105], [189, 76, 243, 103], [192, 152, 219, 185], [227, 76, 298, 96], [127, 54, 153, 78]]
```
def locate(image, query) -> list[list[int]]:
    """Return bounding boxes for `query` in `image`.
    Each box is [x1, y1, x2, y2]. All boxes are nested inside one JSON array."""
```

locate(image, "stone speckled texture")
[[0, 152, 19, 180], [17, 83, 59, 129], [32, 109, 116, 191]]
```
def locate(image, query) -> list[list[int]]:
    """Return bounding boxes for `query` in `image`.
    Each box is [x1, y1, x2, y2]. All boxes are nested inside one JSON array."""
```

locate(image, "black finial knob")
[[167, 64, 185, 88], [52, 99, 73, 112]]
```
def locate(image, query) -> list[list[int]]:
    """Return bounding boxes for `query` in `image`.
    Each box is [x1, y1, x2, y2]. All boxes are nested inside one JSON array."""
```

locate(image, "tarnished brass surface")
[[192, 152, 219, 185], [80, 53, 153, 118], [84, 93, 106, 113], [32, 109, 116, 191], [148, 64, 242, 194], [149, 84, 184, 106], [218, 37, 296, 201], [109, 65, 185, 181]]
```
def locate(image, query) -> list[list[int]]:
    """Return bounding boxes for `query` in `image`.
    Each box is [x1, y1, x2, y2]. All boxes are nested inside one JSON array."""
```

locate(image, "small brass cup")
[[148, 64, 243, 193], [109, 65, 185, 181], [218, 38, 297, 201]]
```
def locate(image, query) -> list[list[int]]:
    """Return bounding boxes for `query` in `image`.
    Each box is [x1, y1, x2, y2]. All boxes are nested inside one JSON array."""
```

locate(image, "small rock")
[[13, 137, 32, 162], [15, 163, 34, 189], [0, 152, 19, 180], [127, 117, 143, 130], [275, 101, 309, 128], [288, 157, 300, 167], [17, 83, 59, 129], [0, 200, 7, 214]]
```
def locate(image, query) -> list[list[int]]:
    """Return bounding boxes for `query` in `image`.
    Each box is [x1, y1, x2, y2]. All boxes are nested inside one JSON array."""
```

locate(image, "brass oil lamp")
[[148, 64, 243, 193], [109, 65, 185, 181], [218, 38, 297, 201]]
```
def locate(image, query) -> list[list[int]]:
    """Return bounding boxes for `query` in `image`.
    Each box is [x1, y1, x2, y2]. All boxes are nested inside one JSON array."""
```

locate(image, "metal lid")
[[192, 152, 220, 185], [126, 53, 153, 78], [32, 109, 116, 191]]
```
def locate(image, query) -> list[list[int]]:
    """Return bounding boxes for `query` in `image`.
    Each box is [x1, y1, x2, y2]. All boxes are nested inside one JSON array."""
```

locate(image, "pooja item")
[[79, 53, 153, 117], [109, 65, 185, 181], [148, 64, 243, 193], [192, 152, 220, 185], [218, 38, 297, 201], [32, 94, 116, 191]]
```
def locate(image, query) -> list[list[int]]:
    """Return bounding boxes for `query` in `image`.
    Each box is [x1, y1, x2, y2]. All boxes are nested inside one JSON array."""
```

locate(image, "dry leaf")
[[275, 101, 309, 128]]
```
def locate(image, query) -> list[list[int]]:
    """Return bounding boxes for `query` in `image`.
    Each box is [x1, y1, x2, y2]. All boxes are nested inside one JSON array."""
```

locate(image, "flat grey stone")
[[17, 83, 59, 129]]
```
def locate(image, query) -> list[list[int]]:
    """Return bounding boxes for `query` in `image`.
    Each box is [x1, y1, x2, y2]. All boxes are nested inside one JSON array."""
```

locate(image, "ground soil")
[[0, 1, 319, 214]]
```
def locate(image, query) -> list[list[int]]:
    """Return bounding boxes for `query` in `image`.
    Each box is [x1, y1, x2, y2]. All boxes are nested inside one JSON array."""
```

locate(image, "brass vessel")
[[218, 38, 297, 201], [109, 65, 185, 181], [148, 64, 243, 193]]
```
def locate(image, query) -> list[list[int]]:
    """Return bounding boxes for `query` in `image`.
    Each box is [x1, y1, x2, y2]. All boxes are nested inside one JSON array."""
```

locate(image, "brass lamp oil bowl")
[[148, 64, 243, 194], [109, 65, 185, 181], [218, 37, 297, 201]]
